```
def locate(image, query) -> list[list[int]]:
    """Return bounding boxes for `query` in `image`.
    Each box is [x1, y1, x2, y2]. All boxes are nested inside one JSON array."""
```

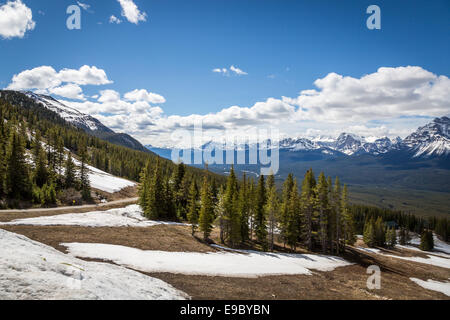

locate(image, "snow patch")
[[1, 205, 188, 228], [0, 229, 188, 300], [410, 278, 450, 297], [62, 243, 352, 278]]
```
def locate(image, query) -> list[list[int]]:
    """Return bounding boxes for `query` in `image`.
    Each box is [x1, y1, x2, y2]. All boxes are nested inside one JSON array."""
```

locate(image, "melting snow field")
[[0, 205, 188, 228], [0, 229, 188, 300], [74, 159, 136, 193], [410, 278, 450, 297], [355, 246, 450, 269], [62, 243, 352, 278]]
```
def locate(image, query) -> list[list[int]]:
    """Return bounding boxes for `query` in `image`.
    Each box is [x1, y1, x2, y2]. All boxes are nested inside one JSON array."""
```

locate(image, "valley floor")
[[0, 205, 449, 300]]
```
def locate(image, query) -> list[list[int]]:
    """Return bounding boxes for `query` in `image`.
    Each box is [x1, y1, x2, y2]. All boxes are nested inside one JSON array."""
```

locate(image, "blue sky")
[[1, 0, 449, 146]]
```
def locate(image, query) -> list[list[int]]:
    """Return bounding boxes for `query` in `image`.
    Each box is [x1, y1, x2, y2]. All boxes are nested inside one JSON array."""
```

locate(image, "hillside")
[[0, 91, 224, 209]]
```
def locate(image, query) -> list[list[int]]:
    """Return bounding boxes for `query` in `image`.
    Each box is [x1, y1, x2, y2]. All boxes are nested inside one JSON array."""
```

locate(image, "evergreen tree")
[[286, 179, 301, 250], [279, 174, 294, 247], [145, 159, 165, 219], [341, 184, 356, 248], [5, 129, 31, 199], [254, 174, 268, 250], [138, 161, 152, 211], [363, 217, 376, 247], [332, 177, 342, 253], [301, 169, 316, 251], [198, 176, 214, 240], [186, 180, 199, 235], [419, 230, 434, 251], [64, 153, 77, 189], [222, 166, 240, 245], [315, 172, 329, 253], [163, 177, 177, 220], [79, 144, 91, 201], [265, 173, 279, 251], [238, 173, 250, 242], [374, 216, 386, 247], [387, 227, 397, 247]]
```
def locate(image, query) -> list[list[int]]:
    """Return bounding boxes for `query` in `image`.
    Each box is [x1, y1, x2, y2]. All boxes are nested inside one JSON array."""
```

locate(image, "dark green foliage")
[[420, 230, 434, 251], [254, 175, 267, 250], [187, 180, 199, 235], [199, 176, 214, 240]]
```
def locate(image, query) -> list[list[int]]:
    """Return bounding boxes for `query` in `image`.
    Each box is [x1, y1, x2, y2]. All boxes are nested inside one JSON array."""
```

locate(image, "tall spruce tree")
[[315, 172, 329, 253], [64, 153, 77, 189], [6, 129, 31, 199], [199, 176, 214, 240], [341, 184, 356, 249], [286, 179, 301, 251], [265, 173, 279, 251], [279, 173, 294, 247], [238, 173, 250, 242], [79, 144, 91, 201], [254, 174, 267, 250], [332, 177, 342, 253], [186, 180, 199, 235], [301, 169, 317, 251]]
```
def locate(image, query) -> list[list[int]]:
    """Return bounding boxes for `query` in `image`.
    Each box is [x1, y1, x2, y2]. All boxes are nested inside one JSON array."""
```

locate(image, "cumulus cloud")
[[6, 65, 112, 101], [0, 0, 35, 39], [117, 0, 147, 24], [283, 66, 450, 123], [98, 89, 120, 103], [49, 84, 85, 100], [14, 65, 448, 147], [213, 65, 248, 76], [124, 89, 166, 104], [58, 65, 112, 86], [109, 15, 122, 24]]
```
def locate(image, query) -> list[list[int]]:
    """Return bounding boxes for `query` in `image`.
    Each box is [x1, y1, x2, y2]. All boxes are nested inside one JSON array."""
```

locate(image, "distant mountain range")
[[146, 116, 450, 159]]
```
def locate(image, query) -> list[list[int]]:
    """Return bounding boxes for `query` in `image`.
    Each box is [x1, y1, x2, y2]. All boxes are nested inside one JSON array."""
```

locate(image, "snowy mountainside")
[[24, 91, 112, 134], [403, 116, 450, 157]]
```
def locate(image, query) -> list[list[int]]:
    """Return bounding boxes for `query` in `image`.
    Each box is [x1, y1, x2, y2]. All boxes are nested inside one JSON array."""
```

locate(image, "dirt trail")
[[0, 197, 138, 222]]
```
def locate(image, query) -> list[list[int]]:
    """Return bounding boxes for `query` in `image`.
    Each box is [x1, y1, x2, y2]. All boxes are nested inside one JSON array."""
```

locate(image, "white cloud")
[[213, 65, 248, 76], [7, 66, 60, 90], [49, 84, 85, 100], [284, 66, 450, 123], [6, 65, 112, 101], [117, 0, 147, 24], [0, 0, 35, 39], [23, 65, 448, 148], [98, 89, 120, 103], [124, 89, 166, 104], [230, 65, 248, 75], [7, 65, 112, 91], [58, 65, 112, 86], [213, 68, 227, 74], [109, 15, 122, 24]]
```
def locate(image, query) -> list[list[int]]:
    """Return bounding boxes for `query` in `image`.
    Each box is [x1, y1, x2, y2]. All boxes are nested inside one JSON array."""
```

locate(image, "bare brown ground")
[[93, 185, 137, 202], [1, 223, 449, 300], [0, 225, 215, 253]]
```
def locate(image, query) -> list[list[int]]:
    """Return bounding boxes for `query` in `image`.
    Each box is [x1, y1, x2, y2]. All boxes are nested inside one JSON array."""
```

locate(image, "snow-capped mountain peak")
[[403, 116, 450, 157], [23, 91, 112, 134]]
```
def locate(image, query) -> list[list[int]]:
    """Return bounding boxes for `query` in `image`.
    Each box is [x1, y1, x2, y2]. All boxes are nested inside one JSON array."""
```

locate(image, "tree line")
[[140, 163, 357, 254], [139, 161, 450, 254]]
